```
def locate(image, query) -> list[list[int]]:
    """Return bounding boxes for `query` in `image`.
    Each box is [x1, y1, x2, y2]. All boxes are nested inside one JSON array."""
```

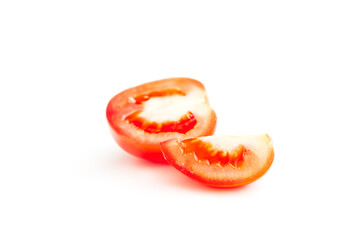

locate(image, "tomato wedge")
[[106, 78, 217, 162], [160, 134, 274, 187]]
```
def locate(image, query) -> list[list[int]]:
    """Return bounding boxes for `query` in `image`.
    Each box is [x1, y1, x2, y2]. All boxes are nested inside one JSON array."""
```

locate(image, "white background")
[[1, 1, 359, 239]]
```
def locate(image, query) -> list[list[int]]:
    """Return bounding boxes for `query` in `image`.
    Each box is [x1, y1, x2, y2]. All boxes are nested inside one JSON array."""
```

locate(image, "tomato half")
[[160, 134, 274, 187], [106, 78, 217, 162]]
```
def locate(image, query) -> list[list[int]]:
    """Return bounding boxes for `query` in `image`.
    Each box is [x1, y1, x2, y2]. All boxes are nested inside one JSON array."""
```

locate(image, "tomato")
[[160, 134, 274, 187], [106, 78, 217, 162]]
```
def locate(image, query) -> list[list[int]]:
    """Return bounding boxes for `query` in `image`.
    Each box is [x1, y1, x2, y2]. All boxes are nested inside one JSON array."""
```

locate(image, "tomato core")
[[180, 139, 246, 168], [131, 89, 186, 104], [124, 90, 198, 134], [126, 111, 197, 134]]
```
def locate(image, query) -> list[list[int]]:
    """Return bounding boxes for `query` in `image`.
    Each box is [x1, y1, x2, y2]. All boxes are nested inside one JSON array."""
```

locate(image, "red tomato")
[[106, 78, 217, 162], [160, 134, 274, 187]]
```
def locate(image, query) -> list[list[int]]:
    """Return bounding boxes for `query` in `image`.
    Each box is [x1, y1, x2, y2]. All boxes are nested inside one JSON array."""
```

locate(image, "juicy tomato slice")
[[160, 134, 274, 187], [106, 78, 217, 162]]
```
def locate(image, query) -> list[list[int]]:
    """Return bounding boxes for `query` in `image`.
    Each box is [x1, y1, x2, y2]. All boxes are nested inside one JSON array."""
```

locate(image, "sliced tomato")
[[160, 134, 274, 187], [106, 78, 217, 162]]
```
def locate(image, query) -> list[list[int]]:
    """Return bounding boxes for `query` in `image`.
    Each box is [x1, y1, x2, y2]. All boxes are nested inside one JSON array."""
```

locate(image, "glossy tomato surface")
[[106, 78, 217, 162], [160, 134, 274, 187]]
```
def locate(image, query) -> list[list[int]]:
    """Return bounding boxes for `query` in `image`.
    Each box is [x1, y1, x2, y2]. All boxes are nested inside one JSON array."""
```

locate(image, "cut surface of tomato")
[[106, 78, 217, 162], [160, 134, 274, 187]]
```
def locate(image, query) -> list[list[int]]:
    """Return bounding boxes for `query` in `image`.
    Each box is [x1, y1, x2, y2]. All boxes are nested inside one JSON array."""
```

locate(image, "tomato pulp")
[[106, 78, 217, 162]]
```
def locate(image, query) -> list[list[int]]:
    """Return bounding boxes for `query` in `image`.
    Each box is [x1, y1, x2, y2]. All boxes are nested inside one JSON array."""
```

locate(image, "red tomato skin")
[[160, 138, 274, 187], [106, 78, 217, 162]]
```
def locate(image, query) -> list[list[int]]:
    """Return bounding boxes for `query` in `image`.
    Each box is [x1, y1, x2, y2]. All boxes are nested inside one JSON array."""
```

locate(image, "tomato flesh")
[[180, 138, 245, 168], [131, 89, 186, 104], [106, 78, 217, 162], [124, 90, 197, 134], [161, 134, 274, 187], [126, 111, 197, 134]]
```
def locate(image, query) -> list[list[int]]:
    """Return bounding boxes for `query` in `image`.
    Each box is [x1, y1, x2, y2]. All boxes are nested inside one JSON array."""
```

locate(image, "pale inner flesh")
[[138, 88, 206, 122], [199, 134, 272, 163]]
